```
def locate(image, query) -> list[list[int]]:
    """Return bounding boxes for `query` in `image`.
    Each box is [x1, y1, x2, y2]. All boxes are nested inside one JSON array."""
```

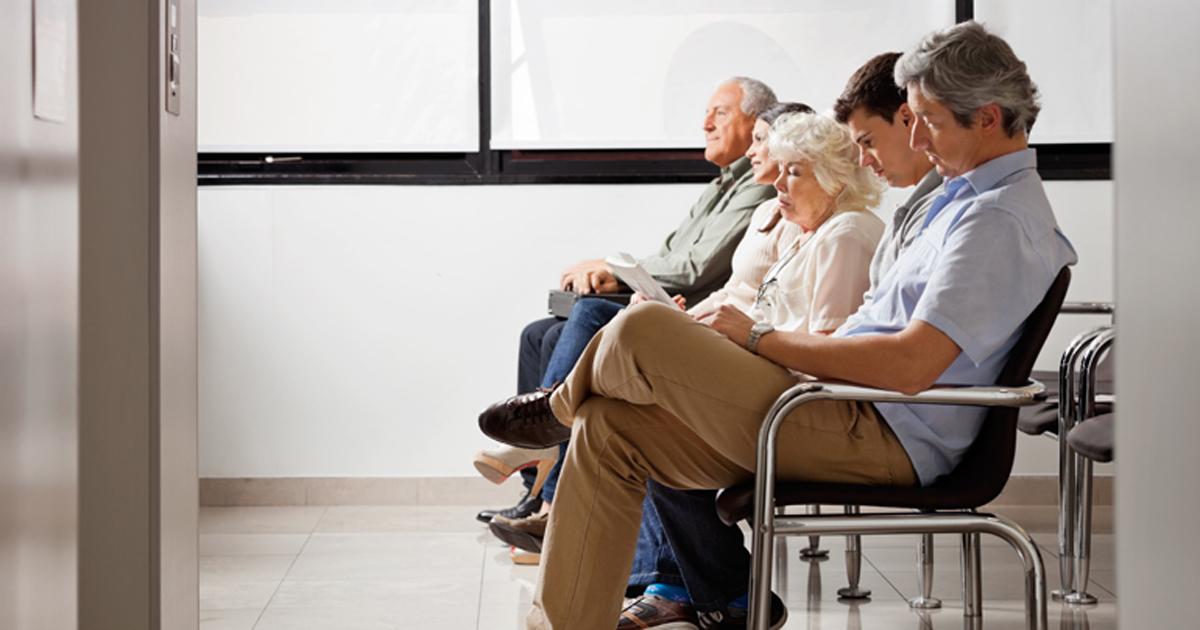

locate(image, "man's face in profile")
[[702, 83, 756, 168], [846, 104, 926, 188]]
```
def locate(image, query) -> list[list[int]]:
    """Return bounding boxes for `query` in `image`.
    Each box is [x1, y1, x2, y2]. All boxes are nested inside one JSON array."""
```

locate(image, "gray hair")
[[894, 21, 1040, 137], [719, 77, 778, 118], [768, 112, 883, 216]]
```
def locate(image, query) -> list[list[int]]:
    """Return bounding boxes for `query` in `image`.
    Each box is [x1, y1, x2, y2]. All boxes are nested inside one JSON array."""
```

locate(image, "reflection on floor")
[[199, 504, 1115, 630]]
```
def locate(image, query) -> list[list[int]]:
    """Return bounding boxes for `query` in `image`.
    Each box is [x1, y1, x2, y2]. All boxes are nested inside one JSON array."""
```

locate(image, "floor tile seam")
[[253, 509, 323, 629], [1089, 579, 1117, 598], [476, 526, 491, 630], [861, 552, 911, 603]]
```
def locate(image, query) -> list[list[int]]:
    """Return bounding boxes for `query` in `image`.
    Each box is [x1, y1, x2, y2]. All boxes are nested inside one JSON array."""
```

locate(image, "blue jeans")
[[514, 316, 566, 494], [628, 483, 686, 591], [537, 299, 625, 503], [646, 480, 751, 613], [540, 298, 626, 390]]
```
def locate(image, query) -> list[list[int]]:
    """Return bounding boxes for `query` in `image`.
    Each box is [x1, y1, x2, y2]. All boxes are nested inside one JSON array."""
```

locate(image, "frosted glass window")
[[198, 0, 478, 153], [490, 0, 955, 150], [976, 0, 1113, 143]]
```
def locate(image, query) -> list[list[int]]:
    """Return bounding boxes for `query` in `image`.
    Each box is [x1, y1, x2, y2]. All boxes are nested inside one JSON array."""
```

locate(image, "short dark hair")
[[759, 101, 814, 125], [833, 52, 906, 124]]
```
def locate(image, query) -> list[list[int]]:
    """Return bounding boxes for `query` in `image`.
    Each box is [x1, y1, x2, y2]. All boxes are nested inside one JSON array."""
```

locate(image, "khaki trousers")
[[527, 303, 916, 630]]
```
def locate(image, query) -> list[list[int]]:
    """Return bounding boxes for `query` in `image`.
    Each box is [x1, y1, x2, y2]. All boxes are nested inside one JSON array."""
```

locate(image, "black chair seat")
[[1017, 369, 1061, 436], [1066, 412, 1114, 463], [719, 475, 1012, 527], [1017, 369, 1113, 436]]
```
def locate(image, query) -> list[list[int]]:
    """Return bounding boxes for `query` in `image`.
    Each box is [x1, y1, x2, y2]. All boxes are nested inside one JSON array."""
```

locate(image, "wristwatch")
[[747, 322, 775, 354]]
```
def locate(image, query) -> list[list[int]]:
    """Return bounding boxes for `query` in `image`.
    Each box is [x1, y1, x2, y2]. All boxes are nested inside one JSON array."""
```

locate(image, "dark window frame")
[[198, 0, 1111, 186]]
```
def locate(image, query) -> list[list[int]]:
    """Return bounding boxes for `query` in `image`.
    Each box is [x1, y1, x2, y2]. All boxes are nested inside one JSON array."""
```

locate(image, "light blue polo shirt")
[[835, 149, 1077, 485]]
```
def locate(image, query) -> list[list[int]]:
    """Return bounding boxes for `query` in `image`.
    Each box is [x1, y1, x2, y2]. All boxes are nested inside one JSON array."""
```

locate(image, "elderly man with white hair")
[[483, 21, 1078, 630]]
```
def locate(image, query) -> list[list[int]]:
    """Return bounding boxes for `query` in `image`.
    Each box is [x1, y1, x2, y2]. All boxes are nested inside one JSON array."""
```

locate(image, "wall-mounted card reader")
[[166, 0, 181, 115]]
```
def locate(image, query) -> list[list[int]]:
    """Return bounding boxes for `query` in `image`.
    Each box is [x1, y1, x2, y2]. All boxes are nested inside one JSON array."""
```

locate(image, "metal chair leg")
[[1064, 454, 1098, 605], [1062, 331, 1111, 606], [774, 506, 789, 597], [1054, 326, 1109, 601], [837, 506, 871, 599], [1054, 348, 1079, 601], [909, 533, 942, 609], [960, 532, 982, 619], [800, 504, 828, 558]]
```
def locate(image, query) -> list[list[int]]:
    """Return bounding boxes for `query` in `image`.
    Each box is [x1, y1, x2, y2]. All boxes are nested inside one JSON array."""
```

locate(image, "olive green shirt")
[[638, 156, 776, 304]]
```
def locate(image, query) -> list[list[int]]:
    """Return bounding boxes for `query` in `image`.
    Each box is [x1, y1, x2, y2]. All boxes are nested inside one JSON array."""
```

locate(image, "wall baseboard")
[[200, 475, 1112, 508]]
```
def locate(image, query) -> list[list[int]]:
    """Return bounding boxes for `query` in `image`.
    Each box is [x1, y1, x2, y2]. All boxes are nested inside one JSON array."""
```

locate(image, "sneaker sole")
[[623, 622, 696, 630]]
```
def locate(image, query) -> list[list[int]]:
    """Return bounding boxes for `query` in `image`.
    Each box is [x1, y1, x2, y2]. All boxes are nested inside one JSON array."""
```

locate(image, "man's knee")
[[602, 302, 683, 351], [521, 316, 561, 350], [570, 397, 646, 460], [541, 320, 565, 357], [569, 298, 625, 328]]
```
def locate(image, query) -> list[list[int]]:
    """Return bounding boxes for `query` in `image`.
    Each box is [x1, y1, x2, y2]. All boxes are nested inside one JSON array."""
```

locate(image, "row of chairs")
[[716, 269, 1117, 630]]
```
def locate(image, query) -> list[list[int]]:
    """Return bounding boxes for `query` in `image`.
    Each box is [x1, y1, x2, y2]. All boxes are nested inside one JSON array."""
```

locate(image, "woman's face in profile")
[[773, 159, 837, 232], [746, 118, 779, 185]]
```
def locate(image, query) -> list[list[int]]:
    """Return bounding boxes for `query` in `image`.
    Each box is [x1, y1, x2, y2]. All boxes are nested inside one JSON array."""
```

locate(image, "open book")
[[604, 253, 675, 306]]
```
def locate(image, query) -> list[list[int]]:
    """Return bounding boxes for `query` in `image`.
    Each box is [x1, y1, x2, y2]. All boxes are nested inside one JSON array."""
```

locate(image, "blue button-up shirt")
[[835, 149, 1077, 485]]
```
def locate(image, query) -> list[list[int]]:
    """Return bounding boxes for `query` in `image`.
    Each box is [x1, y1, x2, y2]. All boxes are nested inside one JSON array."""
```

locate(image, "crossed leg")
[[528, 303, 915, 630]]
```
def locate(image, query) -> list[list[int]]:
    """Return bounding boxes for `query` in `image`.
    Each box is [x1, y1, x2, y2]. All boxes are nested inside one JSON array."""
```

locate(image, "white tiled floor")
[[199, 504, 1116, 629]]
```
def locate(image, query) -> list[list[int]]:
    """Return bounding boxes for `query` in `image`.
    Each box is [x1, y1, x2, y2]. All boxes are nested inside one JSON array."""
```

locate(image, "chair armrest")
[[1059, 302, 1114, 315], [760, 380, 1047, 449], [747, 378, 1047, 538], [795, 380, 1048, 407]]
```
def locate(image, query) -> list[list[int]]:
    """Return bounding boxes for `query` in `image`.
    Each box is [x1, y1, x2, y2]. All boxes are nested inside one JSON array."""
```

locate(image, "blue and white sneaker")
[[697, 593, 787, 630]]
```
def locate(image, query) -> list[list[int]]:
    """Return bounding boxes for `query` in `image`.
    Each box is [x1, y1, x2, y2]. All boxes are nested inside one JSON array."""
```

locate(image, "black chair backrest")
[[923, 266, 1072, 506]]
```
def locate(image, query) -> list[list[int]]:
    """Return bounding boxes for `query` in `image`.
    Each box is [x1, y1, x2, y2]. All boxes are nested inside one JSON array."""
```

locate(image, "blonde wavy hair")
[[768, 112, 882, 216]]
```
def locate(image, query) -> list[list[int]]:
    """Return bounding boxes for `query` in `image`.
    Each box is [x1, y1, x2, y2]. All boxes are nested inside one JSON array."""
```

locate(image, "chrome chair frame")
[[1056, 326, 1114, 605], [907, 302, 1115, 610], [746, 381, 1051, 630]]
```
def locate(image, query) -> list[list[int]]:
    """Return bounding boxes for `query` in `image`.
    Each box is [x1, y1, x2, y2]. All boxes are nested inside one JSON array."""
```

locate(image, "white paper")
[[604, 253, 675, 306], [34, 0, 69, 123]]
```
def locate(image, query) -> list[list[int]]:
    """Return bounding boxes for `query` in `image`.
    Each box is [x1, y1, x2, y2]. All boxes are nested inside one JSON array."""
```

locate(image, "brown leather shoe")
[[478, 389, 571, 449], [489, 512, 548, 553]]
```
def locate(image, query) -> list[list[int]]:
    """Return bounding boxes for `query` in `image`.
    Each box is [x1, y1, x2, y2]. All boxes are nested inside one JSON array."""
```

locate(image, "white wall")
[[199, 178, 1112, 478]]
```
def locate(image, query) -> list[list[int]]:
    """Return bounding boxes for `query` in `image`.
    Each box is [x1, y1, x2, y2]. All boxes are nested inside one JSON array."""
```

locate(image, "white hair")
[[719, 77, 778, 118], [768, 112, 883, 216]]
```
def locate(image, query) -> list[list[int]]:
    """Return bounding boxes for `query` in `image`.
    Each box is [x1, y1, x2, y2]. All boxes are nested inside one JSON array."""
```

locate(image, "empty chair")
[[1058, 327, 1115, 605]]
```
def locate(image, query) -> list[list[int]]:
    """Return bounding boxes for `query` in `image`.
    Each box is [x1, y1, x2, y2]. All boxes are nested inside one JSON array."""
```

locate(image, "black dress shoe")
[[478, 389, 571, 449], [476, 490, 543, 524]]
